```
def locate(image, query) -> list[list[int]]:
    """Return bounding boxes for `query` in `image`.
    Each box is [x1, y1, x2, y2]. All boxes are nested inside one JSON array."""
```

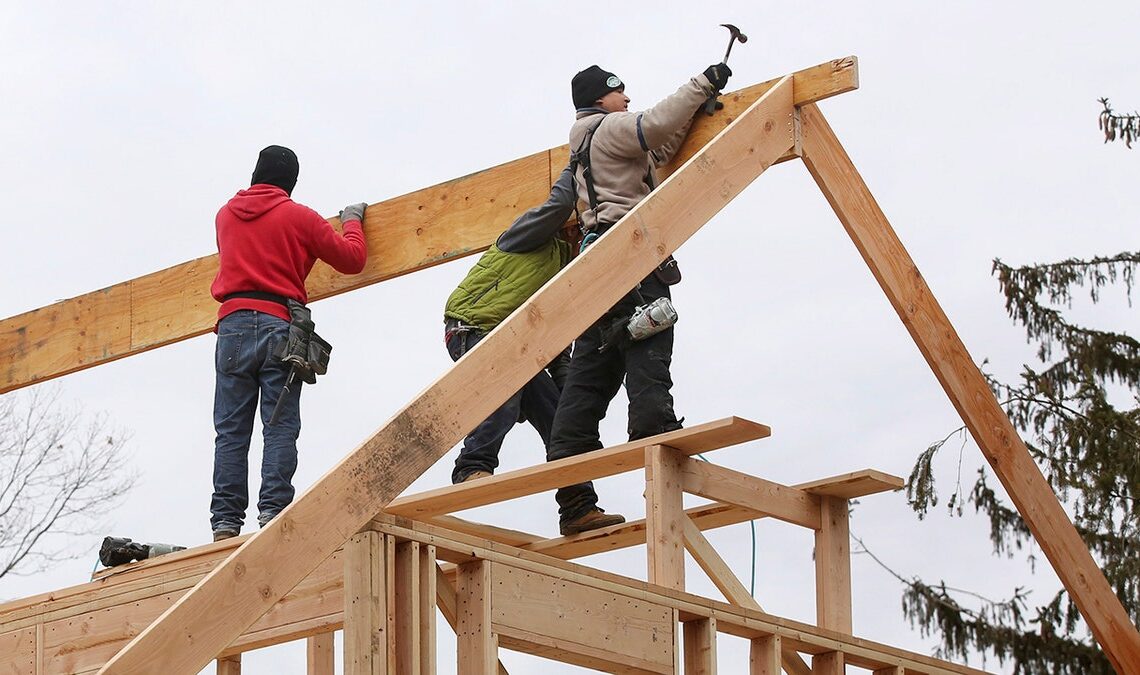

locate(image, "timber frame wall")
[[1, 56, 1137, 673]]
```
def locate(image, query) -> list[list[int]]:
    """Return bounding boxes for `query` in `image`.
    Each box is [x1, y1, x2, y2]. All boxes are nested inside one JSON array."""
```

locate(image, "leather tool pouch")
[[654, 255, 682, 286]]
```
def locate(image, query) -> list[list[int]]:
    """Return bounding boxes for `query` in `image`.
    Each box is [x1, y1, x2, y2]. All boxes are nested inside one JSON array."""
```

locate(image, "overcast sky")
[[1, 2, 1137, 673]]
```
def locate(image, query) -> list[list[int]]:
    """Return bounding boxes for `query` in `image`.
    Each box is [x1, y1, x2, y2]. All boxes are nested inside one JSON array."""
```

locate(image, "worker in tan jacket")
[[547, 63, 731, 536]]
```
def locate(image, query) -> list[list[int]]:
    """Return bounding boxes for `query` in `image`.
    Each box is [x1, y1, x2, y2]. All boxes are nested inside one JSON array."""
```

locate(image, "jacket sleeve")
[[305, 207, 368, 274], [596, 73, 715, 161], [495, 164, 577, 253]]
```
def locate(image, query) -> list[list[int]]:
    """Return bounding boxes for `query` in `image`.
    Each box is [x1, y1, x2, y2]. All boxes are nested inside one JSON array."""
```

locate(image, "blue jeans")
[[211, 310, 302, 533], [446, 327, 560, 483]]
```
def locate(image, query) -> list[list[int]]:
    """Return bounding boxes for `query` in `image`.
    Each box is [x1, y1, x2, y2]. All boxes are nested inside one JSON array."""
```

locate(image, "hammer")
[[703, 23, 748, 115]]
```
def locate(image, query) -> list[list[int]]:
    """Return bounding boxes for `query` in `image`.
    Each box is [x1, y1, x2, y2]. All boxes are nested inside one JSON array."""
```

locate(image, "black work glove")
[[703, 63, 732, 91], [339, 202, 367, 224]]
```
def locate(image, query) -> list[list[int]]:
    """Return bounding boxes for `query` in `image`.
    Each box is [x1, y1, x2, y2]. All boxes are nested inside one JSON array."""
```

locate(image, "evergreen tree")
[[902, 251, 1140, 673]]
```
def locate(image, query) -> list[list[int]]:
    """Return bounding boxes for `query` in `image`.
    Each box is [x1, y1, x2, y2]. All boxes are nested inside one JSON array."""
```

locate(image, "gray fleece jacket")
[[569, 72, 716, 231]]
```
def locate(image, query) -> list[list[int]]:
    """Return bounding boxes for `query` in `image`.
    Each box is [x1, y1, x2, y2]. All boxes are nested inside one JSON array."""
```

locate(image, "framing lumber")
[[387, 417, 769, 520], [798, 101, 1140, 673], [682, 618, 717, 675], [645, 445, 686, 591], [97, 71, 798, 675], [377, 517, 991, 675], [679, 456, 820, 529], [814, 497, 852, 633], [307, 633, 334, 675], [343, 531, 392, 675], [0, 57, 856, 395], [680, 516, 811, 675], [750, 635, 781, 675], [457, 560, 496, 675]]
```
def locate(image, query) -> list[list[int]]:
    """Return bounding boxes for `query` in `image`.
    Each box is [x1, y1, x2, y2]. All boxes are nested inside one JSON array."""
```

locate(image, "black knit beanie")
[[571, 65, 623, 110], [251, 145, 299, 195]]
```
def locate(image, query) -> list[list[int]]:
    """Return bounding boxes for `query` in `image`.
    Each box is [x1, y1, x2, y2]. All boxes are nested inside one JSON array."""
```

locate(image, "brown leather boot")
[[212, 530, 238, 543], [560, 508, 626, 536], [460, 470, 493, 483]]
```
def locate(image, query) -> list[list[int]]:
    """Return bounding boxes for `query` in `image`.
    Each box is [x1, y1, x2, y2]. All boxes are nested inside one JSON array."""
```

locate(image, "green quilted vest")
[[444, 239, 571, 332]]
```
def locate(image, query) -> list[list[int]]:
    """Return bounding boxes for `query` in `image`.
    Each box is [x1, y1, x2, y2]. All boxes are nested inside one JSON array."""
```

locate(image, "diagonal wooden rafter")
[[98, 75, 798, 674], [797, 102, 1140, 674], [0, 57, 857, 396]]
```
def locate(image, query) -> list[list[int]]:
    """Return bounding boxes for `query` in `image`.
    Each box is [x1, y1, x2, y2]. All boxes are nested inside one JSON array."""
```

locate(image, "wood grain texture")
[[646, 445, 686, 591], [386, 417, 770, 520], [680, 457, 821, 529], [681, 517, 811, 675], [799, 101, 1140, 674], [0, 57, 856, 395]]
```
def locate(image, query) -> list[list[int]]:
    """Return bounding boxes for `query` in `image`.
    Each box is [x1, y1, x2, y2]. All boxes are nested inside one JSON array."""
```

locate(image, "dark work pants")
[[546, 273, 681, 524], [446, 328, 561, 483]]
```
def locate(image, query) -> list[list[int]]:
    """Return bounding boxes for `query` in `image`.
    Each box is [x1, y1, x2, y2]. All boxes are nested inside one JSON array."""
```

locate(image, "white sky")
[[1, 2, 1137, 673]]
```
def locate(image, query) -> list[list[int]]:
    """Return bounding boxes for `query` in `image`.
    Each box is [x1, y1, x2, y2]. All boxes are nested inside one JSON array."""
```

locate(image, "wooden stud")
[[749, 634, 780, 675], [815, 496, 852, 633], [812, 651, 844, 675], [646, 445, 686, 591], [344, 531, 390, 675], [799, 100, 1140, 673], [873, 666, 905, 675], [96, 75, 797, 675], [418, 545, 437, 675], [0, 57, 856, 396], [215, 654, 241, 675], [456, 560, 496, 675], [307, 633, 334, 675], [683, 618, 717, 674], [680, 516, 811, 675], [436, 564, 509, 675], [394, 541, 422, 675]]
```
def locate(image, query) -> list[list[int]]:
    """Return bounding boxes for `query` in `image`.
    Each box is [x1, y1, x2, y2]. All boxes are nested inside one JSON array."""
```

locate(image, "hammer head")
[[721, 23, 748, 43]]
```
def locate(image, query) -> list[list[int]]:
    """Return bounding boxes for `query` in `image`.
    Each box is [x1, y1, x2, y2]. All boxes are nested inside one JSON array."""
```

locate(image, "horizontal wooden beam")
[[385, 417, 770, 520], [680, 457, 821, 529], [0, 56, 857, 395]]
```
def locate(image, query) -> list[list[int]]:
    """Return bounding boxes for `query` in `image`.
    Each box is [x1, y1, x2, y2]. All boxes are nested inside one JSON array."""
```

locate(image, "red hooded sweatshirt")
[[211, 184, 367, 323]]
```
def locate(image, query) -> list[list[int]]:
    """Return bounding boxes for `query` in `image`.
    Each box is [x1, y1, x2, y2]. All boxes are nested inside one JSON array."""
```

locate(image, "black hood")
[[250, 145, 299, 195]]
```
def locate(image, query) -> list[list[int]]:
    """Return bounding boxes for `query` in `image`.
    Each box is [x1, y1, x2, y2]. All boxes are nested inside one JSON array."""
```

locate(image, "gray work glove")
[[703, 63, 732, 91], [339, 202, 367, 224]]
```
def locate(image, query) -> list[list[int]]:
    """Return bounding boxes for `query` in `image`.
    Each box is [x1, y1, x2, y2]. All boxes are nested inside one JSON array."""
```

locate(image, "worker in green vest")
[[442, 166, 576, 484]]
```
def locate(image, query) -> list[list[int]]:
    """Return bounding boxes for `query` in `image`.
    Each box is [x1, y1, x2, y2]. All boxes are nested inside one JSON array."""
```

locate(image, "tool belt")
[[444, 317, 480, 345], [222, 292, 331, 384]]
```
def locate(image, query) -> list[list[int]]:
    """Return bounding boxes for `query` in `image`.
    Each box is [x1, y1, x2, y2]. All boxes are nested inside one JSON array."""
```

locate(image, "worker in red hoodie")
[[208, 145, 368, 542]]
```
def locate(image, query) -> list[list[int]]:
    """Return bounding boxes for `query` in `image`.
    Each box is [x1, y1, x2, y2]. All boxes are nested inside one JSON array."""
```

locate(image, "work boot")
[[560, 508, 626, 536], [460, 470, 493, 483], [212, 529, 238, 543]]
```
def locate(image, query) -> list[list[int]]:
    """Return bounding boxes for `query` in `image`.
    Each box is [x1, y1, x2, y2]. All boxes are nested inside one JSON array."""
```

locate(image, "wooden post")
[[682, 617, 717, 674], [394, 541, 422, 675], [216, 654, 241, 675], [456, 560, 496, 675], [97, 75, 796, 675], [749, 635, 780, 675], [799, 101, 1140, 673], [811, 651, 843, 675], [307, 633, 335, 675], [814, 496, 852, 633], [344, 531, 393, 675], [418, 545, 437, 675], [872, 666, 904, 675], [646, 445, 686, 590]]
